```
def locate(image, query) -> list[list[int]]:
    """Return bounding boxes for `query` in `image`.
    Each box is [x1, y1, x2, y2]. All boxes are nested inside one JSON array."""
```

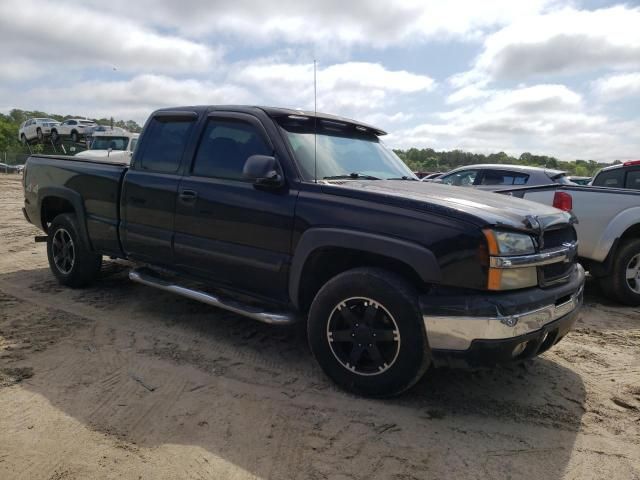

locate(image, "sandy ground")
[[0, 174, 638, 480]]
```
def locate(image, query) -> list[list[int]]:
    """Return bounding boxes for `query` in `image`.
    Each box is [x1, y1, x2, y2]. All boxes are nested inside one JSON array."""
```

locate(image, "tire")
[[20, 134, 27, 146], [51, 129, 59, 143], [599, 238, 640, 306], [71, 130, 79, 143], [36, 128, 43, 141], [46, 214, 102, 288], [307, 267, 430, 397]]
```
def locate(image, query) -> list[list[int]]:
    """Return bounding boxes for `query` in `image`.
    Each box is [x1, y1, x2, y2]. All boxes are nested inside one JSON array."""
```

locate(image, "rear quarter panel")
[[24, 156, 126, 255]]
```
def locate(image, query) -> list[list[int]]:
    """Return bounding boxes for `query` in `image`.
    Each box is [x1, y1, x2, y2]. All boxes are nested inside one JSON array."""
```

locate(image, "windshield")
[[90, 136, 129, 151], [279, 122, 416, 181]]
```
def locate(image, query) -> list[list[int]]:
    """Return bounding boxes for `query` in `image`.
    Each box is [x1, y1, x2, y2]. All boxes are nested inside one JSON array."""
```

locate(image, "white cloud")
[[391, 83, 639, 161], [467, 6, 640, 82], [10, 75, 255, 123], [64, 0, 554, 47], [234, 61, 435, 116], [0, 0, 220, 76], [593, 72, 640, 101]]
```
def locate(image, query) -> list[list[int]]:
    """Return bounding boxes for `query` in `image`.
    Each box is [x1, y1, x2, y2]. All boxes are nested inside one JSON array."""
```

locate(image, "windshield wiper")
[[323, 172, 381, 180]]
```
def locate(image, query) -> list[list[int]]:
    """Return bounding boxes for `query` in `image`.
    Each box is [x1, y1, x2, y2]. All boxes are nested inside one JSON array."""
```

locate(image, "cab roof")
[[152, 105, 387, 136]]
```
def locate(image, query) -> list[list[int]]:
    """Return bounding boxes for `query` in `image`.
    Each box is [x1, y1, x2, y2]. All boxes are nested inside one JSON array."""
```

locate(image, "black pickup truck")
[[23, 105, 585, 396]]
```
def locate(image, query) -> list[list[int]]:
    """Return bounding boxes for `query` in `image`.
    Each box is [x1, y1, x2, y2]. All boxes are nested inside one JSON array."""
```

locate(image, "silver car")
[[430, 164, 574, 190]]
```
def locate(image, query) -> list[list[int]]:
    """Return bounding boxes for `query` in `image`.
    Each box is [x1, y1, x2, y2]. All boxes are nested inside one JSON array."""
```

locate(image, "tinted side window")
[[593, 169, 624, 187], [441, 169, 478, 186], [480, 170, 529, 186], [625, 170, 640, 190], [139, 118, 195, 173], [192, 119, 271, 180]]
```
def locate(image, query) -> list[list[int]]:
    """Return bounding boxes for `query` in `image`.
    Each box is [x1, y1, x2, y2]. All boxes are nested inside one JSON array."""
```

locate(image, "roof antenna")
[[313, 59, 318, 184]]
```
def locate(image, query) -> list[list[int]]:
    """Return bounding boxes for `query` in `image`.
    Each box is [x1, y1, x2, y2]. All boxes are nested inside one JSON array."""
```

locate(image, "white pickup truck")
[[499, 183, 640, 305], [75, 130, 139, 163]]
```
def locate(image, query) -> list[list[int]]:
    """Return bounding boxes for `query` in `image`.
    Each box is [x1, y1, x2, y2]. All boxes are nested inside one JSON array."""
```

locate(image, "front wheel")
[[307, 267, 430, 397], [599, 238, 640, 306], [46, 214, 102, 288], [51, 129, 59, 143], [36, 128, 43, 142], [71, 130, 79, 143]]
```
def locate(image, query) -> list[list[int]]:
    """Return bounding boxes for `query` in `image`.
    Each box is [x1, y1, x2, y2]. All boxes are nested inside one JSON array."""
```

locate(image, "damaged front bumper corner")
[[420, 264, 585, 368]]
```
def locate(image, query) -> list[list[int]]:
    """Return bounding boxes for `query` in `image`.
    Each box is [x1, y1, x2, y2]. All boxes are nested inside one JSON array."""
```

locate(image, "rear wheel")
[[36, 128, 43, 142], [71, 130, 79, 143], [51, 129, 59, 143], [46, 214, 102, 288], [307, 267, 430, 397], [599, 239, 640, 306], [20, 134, 27, 146]]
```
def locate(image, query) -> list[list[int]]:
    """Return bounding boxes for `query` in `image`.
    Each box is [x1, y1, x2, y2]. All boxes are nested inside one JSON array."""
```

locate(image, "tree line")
[[393, 147, 617, 177], [0, 109, 143, 153]]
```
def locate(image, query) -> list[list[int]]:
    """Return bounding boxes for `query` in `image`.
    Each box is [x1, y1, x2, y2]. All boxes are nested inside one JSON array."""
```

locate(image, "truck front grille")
[[538, 225, 577, 287], [542, 226, 576, 249]]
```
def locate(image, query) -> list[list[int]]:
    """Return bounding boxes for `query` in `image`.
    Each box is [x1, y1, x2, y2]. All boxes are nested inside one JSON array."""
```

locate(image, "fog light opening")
[[511, 341, 528, 358]]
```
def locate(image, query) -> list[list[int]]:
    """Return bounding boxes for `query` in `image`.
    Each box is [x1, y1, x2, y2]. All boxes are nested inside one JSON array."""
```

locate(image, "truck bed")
[[23, 154, 128, 256]]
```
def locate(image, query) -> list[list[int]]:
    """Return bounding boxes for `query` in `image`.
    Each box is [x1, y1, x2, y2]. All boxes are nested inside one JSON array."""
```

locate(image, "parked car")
[[75, 130, 139, 163], [499, 183, 640, 305], [51, 118, 98, 143], [567, 176, 591, 185], [18, 118, 60, 144], [435, 164, 574, 190], [0, 162, 24, 174], [22, 105, 584, 397], [590, 160, 640, 190]]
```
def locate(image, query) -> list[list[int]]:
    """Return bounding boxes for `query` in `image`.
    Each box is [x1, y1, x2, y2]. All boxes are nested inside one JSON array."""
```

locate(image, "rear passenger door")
[[173, 112, 297, 301], [120, 111, 198, 265]]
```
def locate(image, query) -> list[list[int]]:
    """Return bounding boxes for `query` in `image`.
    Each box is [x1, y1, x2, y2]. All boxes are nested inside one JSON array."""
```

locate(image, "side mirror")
[[243, 155, 283, 188]]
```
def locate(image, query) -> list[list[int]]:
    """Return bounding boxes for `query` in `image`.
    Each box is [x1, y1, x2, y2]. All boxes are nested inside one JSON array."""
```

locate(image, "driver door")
[[173, 112, 297, 301]]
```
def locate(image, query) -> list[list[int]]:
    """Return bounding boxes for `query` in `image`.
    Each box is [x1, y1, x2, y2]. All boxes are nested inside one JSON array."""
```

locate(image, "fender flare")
[[37, 186, 94, 251], [592, 207, 640, 263], [288, 227, 442, 309]]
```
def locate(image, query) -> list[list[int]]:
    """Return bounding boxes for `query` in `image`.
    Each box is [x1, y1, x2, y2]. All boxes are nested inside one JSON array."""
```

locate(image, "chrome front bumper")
[[423, 264, 584, 351]]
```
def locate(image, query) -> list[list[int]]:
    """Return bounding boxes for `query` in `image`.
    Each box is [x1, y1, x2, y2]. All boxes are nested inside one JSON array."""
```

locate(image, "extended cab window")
[[625, 171, 640, 190], [139, 117, 194, 173], [192, 119, 271, 180], [594, 169, 624, 187], [479, 170, 529, 186]]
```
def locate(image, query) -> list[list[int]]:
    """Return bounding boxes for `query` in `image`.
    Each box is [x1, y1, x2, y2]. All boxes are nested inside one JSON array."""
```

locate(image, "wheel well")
[[296, 247, 426, 313], [41, 197, 75, 232], [620, 223, 640, 242]]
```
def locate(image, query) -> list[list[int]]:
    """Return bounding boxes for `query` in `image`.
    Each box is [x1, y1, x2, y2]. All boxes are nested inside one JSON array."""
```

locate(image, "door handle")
[[179, 189, 198, 203]]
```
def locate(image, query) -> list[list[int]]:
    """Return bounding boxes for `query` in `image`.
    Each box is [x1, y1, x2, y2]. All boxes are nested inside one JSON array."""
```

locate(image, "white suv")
[[51, 118, 98, 143], [18, 118, 60, 144]]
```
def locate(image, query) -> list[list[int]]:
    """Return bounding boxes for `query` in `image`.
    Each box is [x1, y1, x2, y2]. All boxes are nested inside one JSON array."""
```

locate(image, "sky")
[[1, 0, 639, 162]]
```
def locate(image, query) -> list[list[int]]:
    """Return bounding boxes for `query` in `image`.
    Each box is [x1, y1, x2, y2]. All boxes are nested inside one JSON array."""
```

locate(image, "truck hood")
[[323, 180, 571, 232]]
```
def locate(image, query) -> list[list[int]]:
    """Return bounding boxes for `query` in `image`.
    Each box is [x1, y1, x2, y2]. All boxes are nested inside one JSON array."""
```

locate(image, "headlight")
[[489, 231, 535, 255], [483, 229, 538, 290]]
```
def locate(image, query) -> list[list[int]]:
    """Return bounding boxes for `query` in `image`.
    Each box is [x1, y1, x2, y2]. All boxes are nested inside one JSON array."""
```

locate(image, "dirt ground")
[[0, 175, 638, 480]]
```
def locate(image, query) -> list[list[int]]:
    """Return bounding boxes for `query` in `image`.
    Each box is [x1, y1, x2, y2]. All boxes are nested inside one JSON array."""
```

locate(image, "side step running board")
[[129, 268, 299, 325]]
